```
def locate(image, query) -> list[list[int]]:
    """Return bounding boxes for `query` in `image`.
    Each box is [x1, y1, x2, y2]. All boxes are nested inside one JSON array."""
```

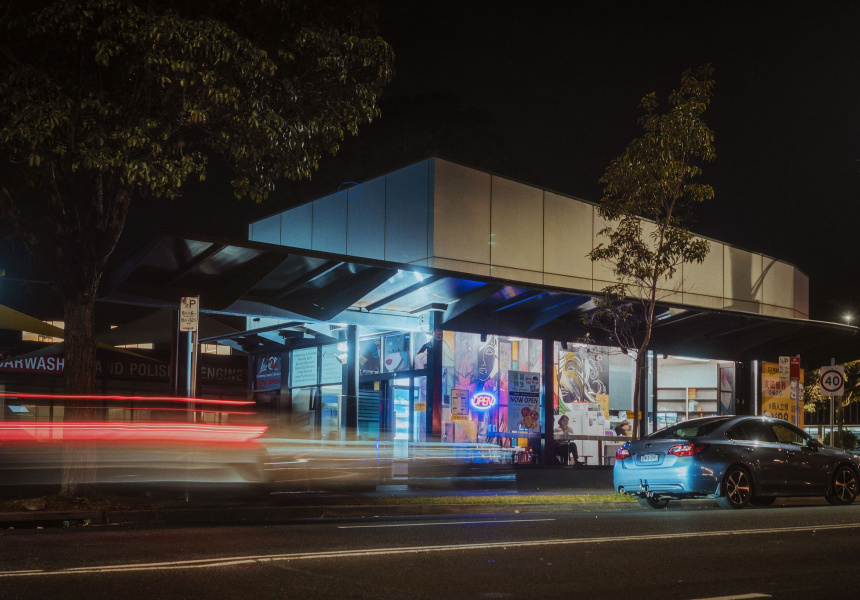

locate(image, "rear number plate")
[[640, 453, 659, 463]]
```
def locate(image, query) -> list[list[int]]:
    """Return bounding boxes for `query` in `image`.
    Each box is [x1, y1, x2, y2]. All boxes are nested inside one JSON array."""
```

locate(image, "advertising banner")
[[508, 370, 541, 432], [256, 354, 282, 389], [762, 361, 804, 426]]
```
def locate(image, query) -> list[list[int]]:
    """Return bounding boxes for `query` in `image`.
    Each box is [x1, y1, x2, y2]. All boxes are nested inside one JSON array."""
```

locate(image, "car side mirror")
[[806, 439, 822, 451]]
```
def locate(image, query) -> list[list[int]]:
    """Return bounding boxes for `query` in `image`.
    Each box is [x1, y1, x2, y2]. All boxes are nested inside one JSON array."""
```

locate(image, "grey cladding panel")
[[347, 176, 386, 260], [385, 159, 430, 263], [312, 194, 347, 254], [281, 203, 313, 249]]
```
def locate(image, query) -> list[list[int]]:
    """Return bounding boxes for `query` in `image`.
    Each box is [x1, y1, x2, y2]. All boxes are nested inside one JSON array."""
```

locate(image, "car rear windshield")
[[646, 418, 731, 439]]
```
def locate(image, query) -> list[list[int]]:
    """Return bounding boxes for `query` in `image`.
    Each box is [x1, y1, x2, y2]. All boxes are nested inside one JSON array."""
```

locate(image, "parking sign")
[[179, 296, 199, 332]]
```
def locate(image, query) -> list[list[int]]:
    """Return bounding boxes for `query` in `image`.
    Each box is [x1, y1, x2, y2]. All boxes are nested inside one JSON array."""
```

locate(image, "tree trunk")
[[60, 287, 102, 497], [632, 350, 646, 440]]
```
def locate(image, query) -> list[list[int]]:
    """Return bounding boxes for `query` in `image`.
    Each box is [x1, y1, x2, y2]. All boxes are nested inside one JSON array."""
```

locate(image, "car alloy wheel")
[[826, 465, 858, 505], [716, 466, 751, 509]]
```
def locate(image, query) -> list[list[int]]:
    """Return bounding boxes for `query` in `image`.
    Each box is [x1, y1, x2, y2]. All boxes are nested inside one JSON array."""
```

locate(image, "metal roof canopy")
[[99, 232, 860, 366]]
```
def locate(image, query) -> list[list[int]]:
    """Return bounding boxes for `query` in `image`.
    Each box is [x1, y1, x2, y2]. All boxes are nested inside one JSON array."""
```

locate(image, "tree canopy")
[[0, 0, 394, 396], [586, 65, 716, 438]]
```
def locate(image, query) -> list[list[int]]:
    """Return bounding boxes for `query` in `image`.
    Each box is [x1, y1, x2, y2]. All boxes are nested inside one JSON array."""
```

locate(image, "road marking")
[[2, 522, 859, 578], [339, 518, 555, 528], [688, 594, 771, 600]]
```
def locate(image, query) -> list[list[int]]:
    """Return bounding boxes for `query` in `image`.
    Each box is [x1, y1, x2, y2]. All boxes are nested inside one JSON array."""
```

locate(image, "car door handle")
[[743, 447, 755, 453]]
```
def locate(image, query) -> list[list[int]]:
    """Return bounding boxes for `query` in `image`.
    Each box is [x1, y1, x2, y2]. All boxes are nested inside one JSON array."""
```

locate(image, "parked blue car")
[[614, 415, 860, 509]]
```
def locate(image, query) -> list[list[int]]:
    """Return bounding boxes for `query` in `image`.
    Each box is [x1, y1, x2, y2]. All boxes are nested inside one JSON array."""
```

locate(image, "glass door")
[[390, 378, 411, 458]]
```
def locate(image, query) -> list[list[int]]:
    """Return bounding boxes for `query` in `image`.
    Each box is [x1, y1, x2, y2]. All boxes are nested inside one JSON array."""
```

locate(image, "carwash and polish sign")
[[0, 355, 246, 384]]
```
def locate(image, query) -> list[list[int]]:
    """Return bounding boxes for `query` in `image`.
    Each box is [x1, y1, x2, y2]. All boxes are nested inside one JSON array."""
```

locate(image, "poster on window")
[[256, 354, 281, 389], [320, 344, 342, 385], [761, 361, 804, 426], [291, 347, 318, 388], [508, 370, 541, 432], [359, 338, 380, 374], [383, 333, 410, 372]]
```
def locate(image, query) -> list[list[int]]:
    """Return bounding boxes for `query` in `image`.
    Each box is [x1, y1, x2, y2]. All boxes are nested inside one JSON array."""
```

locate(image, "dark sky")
[[374, 1, 860, 323], [4, 2, 858, 328]]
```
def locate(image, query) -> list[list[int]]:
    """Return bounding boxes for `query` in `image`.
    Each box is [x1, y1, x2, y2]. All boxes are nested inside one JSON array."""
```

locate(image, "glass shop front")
[[253, 329, 735, 465]]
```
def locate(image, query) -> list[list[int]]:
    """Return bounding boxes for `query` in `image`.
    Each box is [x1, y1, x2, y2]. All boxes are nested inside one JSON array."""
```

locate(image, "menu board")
[[291, 347, 318, 388], [450, 389, 469, 422]]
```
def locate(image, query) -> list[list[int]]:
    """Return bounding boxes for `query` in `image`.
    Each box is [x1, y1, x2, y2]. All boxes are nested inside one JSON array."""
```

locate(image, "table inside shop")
[[554, 434, 628, 466], [486, 431, 541, 463]]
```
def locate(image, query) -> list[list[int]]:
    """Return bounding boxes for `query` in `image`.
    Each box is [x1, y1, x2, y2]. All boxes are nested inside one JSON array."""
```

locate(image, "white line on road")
[[338, 518, 555, 528], [2, 522, 859, 578], [688, 594, 771, 600]]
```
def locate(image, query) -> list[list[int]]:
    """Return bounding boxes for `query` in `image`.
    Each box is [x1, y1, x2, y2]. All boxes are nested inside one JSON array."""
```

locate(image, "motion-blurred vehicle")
[[0, 421, 267, 498], [614, 415, 860, 509]]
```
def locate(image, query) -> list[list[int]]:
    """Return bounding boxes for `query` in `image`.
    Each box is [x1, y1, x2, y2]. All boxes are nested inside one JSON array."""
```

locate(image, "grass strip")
[[1, 492, 635, 512], [352, 493, 635, 505]]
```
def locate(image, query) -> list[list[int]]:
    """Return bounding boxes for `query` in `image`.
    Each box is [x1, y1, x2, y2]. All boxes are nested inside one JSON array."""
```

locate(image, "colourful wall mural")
[[441, 331, 543, 444]]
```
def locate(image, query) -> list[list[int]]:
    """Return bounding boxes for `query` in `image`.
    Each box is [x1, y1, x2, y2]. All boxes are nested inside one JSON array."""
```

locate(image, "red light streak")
[[0, 422, 268, 443], [0, 392, 254, 406], [37, 405, 258, 415]]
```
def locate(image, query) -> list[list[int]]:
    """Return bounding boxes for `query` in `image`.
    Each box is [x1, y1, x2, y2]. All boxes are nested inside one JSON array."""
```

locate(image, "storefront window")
[[440, 331, 543, 447], [290, 387, 315, 437], [413, 375, 427, 442], [285, 345, 344, 440], [319, 384, 341, 439]]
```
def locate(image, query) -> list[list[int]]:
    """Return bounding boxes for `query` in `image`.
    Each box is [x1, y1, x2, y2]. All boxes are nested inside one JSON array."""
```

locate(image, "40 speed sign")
[[819, 365, 845, 396]]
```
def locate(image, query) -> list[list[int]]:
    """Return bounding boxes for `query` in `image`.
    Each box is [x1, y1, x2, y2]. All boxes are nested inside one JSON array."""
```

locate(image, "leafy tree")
[[585, 66, 715, 439], [0, 0, 393, 494]]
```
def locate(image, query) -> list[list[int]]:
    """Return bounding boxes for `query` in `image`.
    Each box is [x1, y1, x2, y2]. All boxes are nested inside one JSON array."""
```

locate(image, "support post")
[[426, 313, 443, 442], [343, 325, 359, 437], [542, 338, 555, 466]]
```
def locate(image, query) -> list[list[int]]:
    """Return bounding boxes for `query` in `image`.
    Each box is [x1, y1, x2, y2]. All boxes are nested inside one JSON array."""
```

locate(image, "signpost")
[[820, 361, 845, 446], [179, 297, 199, 332], [179, 297, 200, 399], [778, 356, 790, 382]]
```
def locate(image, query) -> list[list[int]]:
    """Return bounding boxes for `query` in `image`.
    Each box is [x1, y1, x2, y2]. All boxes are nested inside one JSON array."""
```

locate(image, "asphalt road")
[[2, 500, 859, 600]]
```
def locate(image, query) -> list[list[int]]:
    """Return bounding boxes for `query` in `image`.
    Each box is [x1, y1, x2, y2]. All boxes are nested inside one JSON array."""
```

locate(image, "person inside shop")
[[554, 415, 584, 466], [614, 420, 631, 437]]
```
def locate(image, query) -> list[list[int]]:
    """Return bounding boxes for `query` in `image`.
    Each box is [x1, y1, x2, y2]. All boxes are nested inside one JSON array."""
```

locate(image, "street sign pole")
[[820, 358, 845, 447], [179, 296, 200, 400]]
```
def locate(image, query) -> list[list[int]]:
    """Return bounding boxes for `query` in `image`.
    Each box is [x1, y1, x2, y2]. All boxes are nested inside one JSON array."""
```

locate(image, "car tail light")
[[616, 446, 631, 460], [668, 443, 708, 457]]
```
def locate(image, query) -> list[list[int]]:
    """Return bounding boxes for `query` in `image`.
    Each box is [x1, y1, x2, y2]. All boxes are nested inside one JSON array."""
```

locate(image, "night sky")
[[4, 2, 859, 327], [371, 1, 860, 323]]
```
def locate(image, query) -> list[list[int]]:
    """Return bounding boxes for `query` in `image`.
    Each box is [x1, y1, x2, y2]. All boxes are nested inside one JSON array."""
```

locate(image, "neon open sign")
[[470, 392, 497, 410]]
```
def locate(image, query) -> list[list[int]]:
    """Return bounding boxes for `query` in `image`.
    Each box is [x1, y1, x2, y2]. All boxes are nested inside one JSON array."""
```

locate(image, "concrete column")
[[425, 313, 443, 442], [343, 326, 359, 437]]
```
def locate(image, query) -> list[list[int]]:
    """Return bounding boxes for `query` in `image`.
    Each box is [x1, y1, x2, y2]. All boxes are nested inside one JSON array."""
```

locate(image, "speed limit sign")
[[820, 365, 845, 396]]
